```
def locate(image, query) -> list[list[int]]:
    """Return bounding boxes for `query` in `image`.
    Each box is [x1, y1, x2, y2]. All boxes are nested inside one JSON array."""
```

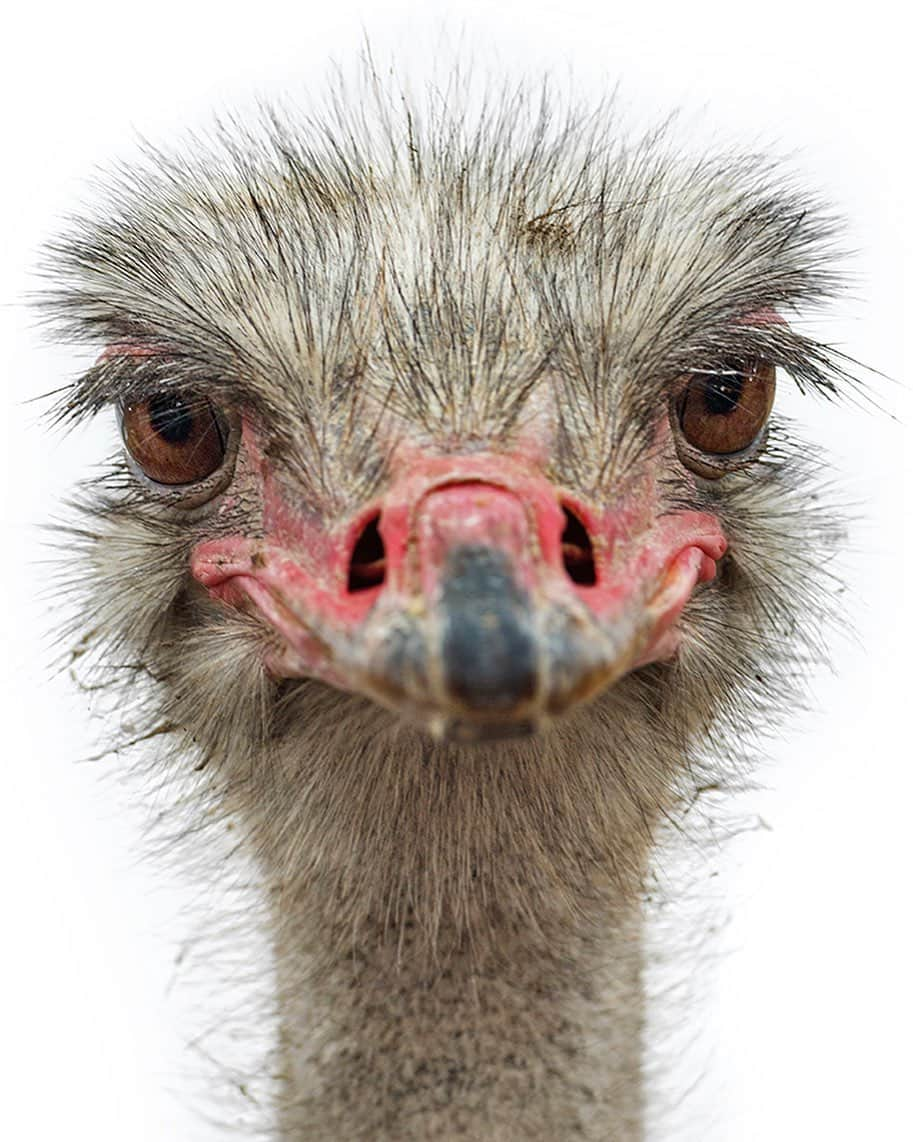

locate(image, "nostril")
[[560, 506, 597, 587], [347, 514, 386, 593]]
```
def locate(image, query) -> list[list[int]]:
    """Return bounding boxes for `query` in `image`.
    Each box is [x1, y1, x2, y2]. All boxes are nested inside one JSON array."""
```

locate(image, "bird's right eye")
[[673, 360, 776, 478], [121, 391, 227, 486]]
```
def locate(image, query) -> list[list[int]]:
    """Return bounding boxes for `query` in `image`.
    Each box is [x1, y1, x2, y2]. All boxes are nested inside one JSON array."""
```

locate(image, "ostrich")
[[42, 77, 852, 1140]]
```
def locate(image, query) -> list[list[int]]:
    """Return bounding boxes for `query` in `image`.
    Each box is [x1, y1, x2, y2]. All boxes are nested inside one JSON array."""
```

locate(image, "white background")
[[1, 2, 909, 1139]]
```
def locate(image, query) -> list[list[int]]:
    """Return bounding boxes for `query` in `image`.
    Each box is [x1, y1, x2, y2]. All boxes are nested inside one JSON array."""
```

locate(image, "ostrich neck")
[[270, 885, 646, 1142], [253, 719, 657, 1142]]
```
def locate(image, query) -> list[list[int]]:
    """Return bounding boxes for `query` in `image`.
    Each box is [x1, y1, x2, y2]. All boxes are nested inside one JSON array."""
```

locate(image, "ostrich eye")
[[121, 391, 227, 485], [678, 361, 776, 461]]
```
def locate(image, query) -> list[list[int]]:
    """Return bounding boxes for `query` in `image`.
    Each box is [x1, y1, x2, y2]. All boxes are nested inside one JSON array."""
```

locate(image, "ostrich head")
[[43, 80, 852, 1138]]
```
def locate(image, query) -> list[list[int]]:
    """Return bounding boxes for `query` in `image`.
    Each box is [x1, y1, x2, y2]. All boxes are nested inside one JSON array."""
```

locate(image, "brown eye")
[[678, 361, 776, 458], [122, 391, 226, 485]]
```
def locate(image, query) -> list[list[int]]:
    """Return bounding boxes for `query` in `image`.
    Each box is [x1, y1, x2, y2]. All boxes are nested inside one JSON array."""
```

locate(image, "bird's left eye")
[[121, 391, 227, 486], [676, 360, 776, 472]]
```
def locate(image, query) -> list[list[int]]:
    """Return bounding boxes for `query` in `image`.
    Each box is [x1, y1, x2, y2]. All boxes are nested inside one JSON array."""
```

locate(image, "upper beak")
[[351, 481, 635, 737]]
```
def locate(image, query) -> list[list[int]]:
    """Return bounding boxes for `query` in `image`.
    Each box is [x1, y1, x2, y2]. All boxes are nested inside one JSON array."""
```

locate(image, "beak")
[[190, 457, 726, 740]]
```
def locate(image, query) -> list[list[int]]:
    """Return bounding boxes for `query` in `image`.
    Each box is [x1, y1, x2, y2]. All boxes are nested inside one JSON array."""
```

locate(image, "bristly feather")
[[39, 67, 856, 1141]]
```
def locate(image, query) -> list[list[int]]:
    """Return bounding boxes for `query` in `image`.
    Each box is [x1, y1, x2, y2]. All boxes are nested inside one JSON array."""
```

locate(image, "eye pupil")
[[148, 393, 195, 444], [702, 372, 744, 416]]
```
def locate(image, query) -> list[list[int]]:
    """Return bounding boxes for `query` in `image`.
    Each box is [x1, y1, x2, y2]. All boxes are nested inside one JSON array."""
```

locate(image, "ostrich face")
[[47, 98, 847, 766]]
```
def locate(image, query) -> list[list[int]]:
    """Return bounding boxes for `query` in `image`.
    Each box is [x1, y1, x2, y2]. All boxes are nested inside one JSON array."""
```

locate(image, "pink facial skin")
[[190, 418, 727, 732]]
